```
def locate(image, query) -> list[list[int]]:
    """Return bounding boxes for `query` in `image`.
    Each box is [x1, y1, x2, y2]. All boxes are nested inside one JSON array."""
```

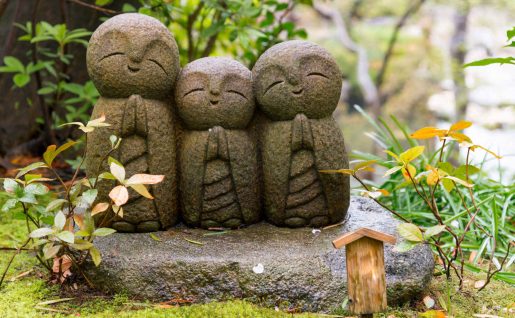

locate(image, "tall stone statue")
[[252, 40, 350, 228], [85, 13, 180, 232], [175, 57, 260, 229]]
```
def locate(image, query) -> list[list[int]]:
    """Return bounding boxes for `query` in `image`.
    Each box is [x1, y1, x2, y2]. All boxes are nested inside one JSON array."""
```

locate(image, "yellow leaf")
[[470, 144, 502, 159], [109, 185, 129, 206], [448, 132, 472, 143], [126, 174, 164, 186], [91, 202, 109, 216], [352, 160, 377, 172], [73, 215, 84, 230], [109, 162, 126, 183], [319, 169, 354, 175], [384, 166, 402, 177], [401, 164, 417, 182], [449, 120, 472, 131], [410, 127, 446, 139], [384, 150, 400, 162], [444, 176, 473, 188], [112, 205, 123, 218], [426, 169, 439, 186], [130, 184, 154, 199], [399, 146, 425, 163]]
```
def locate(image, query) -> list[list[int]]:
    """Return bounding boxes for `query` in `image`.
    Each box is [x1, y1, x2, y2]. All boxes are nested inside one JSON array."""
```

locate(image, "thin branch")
[[375, 0, 426, 89], [186, 2, 205, 61], [313, 2, 381, 117], [0, 238, 31, 287], [66, 0, 118, 15]]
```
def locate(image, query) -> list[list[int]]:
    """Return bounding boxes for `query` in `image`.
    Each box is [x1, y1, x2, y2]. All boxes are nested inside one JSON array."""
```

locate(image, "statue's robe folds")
[[179, 126, 260, 228], [259, 113, 349, 227], [85, 95, 178, 230]]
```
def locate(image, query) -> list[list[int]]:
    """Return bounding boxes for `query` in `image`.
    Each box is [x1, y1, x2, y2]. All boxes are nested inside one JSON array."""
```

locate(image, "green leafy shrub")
[[0, 117, 163, 288], [127, 0, 311, 67], [323, 106, 513, 290]]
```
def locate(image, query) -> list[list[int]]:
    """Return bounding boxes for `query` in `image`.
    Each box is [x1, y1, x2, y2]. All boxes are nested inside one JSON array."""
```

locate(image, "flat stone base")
[[86, 197, 434, 312]]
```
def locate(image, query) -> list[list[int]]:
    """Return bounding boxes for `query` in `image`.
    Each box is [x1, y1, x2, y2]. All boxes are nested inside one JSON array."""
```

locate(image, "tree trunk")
[[0, 0, 135, 155], [450, 2, 470, 121]]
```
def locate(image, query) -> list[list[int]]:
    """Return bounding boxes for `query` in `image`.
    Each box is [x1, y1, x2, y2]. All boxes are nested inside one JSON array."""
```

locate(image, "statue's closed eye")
[[227, 90, 248, 100], [184, 88, 204, 97], [148, 58, 168, 75], [264, 80, 284, 94], [99, 52, 124, 62], [307, 72, 328, 79]]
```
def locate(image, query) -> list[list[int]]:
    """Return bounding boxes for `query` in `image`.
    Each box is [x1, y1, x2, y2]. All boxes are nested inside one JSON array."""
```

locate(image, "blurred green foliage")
[[123, 0, 311, 67]]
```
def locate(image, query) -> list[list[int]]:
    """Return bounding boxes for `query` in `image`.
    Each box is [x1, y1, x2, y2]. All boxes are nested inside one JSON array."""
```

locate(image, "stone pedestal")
[[86, 197, 434, 312]]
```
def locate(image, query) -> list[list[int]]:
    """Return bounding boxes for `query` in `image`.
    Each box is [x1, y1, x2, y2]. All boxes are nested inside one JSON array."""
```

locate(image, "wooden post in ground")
[[332, 227, 396, 317]]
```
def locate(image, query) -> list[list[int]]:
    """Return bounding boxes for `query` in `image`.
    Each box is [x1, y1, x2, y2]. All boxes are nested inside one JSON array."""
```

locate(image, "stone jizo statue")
[[252, 40, 350, 228], [85, 14, 349, 230], [85, 13, 180, 232], [175, 57, 260, 229]]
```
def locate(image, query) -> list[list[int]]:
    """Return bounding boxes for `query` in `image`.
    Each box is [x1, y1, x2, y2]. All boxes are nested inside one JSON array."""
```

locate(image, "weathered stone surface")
[[87, 197, 434, 312], [253, 40, 350, 228], [85, 13, 180, 232], [175, 57, 260, 228]]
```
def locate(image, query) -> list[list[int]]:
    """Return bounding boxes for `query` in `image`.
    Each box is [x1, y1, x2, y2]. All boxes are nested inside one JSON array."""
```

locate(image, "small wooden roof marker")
[[333, 228, 396, 318]]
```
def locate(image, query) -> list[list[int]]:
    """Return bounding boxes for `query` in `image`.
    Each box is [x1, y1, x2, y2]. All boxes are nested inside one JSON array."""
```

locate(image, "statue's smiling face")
[[87, 14, 180, 99], [253, 41, 343, 121], [175, 57, 254, 130]]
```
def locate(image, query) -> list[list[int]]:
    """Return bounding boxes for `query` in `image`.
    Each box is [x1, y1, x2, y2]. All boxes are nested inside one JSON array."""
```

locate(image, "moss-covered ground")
[[1, 214, 513, 317]]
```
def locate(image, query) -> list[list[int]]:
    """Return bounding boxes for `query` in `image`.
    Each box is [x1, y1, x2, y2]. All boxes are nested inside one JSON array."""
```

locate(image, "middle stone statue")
[[175, 57, 261, 229]]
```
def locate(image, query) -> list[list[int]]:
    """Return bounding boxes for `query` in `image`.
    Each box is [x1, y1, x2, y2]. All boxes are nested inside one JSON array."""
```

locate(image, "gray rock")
[[86, 196, 434, 313]]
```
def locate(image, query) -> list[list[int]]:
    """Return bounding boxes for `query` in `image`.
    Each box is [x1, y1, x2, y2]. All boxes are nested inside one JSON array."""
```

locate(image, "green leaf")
[[45, 199, 67, 212], [441, 178, 455, 192], [37, 86, 55, 95], [56, 231, 74, 244], [2, 199, 18, 212], [95, 0, 113, 6], [15, 161, 47, 179], [393, 240, 417, 252], [54, 211, 67, 230], [464, 57, 515, 67], [92, 228, 116, 237], [90, 246, 102, 266], [507, 27, 515, 41], [397, 223, 424, 242], [424, 225, 446, 239], [13, 73, 30, 87], [454, 165, 480, 180], [19, 193, 37, 204], [98, 172, 116, 180], [71, 239, 94, 250], [3, 56, 25, 72], [43, 244, 60, 259], [3, 178, 20, 193], [30, 227, 54, 238], [80, 189, 98, 207], [43, 140, 78, 166], [24, 183, 49, 196], [149, 233, 161, 241]]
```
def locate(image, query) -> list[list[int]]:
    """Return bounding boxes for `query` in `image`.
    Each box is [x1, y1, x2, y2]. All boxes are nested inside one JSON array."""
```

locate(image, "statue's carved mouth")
[[128, 65, 140, 73], [210, 100, 219, 106], [292, 88, 303, 95]]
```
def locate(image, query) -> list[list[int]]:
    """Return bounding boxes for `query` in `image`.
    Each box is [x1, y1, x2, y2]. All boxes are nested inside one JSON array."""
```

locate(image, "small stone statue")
[[252, 40, 350, 228], [175, 57, 260, 229], [85, 13, 180, 232]]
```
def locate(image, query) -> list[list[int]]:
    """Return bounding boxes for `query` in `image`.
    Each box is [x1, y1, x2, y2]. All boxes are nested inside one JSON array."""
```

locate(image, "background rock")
[[86, 196, 434, 313]]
